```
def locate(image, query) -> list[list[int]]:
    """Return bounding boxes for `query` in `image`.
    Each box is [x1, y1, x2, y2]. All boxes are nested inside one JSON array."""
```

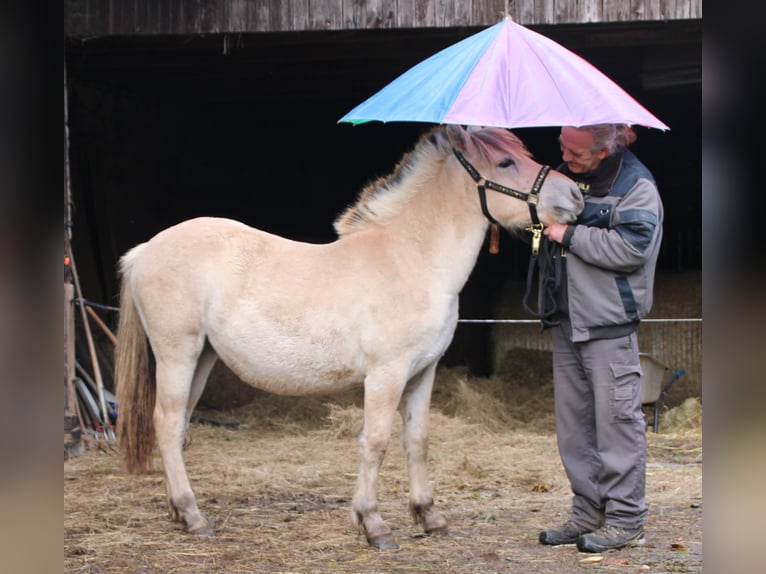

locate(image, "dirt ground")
[[64, 366, 702, 574]]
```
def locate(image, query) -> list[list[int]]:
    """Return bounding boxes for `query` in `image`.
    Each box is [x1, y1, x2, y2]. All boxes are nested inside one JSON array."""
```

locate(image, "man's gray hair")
[[579, 124, 637, 155]]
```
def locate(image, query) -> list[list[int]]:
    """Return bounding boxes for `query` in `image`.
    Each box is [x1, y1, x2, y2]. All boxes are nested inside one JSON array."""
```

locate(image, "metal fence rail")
[[458, 317, 702, 401]]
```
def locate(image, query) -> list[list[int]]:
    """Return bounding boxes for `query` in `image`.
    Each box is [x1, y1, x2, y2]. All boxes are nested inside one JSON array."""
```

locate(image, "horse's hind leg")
[[399, 362, 448, 535], [154, 350, 214, 536], [185, 343, 218, 426]]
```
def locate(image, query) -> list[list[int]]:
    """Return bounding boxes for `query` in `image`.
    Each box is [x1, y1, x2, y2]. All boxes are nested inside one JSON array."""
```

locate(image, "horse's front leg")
[[400, 362, 448, 535], [352, 368, 406, 550], [154, 359, 213, 536]]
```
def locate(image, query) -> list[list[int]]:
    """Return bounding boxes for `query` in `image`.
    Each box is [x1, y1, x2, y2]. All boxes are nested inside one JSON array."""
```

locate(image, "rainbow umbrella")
[[339, 16, 669, 131]]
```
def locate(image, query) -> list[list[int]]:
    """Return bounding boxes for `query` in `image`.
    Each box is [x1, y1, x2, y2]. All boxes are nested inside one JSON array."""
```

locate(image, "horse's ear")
[[444, 124, 469, 150]]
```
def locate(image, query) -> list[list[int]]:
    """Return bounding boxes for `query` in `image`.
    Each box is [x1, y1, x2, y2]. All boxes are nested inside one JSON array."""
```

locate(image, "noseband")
[[452, 147, 551, 226], [452, 147, 551, 252]]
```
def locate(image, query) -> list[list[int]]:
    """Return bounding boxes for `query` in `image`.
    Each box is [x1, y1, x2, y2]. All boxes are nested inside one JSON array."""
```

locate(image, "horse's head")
[[444, 125, 584, 231]]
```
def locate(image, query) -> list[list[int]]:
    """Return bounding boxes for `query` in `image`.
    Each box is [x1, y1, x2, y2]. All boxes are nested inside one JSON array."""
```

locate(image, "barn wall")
[[64, 1, 702, 407], [65, 0, 702, 36]]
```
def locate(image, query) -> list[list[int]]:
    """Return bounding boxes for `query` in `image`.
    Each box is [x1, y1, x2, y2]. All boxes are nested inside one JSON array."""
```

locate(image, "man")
[[537, 124, 663, 553]]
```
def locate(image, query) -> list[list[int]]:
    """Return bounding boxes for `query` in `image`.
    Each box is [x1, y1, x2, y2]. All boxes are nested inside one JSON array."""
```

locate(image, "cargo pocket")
[[610, 362, 642, 423]]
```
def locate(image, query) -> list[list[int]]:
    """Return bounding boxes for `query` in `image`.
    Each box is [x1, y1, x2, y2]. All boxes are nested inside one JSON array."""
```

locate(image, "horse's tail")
[[115, 245, 156, 474]]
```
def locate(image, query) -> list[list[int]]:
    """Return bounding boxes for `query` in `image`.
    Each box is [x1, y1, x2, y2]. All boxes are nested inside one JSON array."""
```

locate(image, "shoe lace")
[[597, 524, 621, 537], [595, 524, 638, 538]]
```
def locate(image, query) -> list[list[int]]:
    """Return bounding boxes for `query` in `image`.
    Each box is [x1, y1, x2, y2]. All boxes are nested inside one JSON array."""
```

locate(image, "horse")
[[114, 124, 584, 550]]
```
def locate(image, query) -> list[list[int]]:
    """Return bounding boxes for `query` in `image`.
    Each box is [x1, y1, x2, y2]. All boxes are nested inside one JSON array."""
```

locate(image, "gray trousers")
[[551, 326, 647, 530]]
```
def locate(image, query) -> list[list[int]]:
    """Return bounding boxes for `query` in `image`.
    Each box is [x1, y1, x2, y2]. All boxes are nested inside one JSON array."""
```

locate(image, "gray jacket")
[[554, 149, 664, 342]]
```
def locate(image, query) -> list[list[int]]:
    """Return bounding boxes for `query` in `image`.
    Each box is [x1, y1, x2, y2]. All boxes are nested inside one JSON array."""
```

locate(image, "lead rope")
[[522, 231, 563, 327]]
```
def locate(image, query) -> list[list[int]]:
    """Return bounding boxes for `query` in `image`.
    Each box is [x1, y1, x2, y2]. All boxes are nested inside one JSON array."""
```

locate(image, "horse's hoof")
[[424, 524, 449, 536], [423, 514, 448, 534], [414, 504, 448, 534], [186, 523, 214, 537], [368, 532, 399, 550]]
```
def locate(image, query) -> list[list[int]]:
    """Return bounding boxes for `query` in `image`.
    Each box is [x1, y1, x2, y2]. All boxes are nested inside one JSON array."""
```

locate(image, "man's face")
[[558, 126, 608, 174]]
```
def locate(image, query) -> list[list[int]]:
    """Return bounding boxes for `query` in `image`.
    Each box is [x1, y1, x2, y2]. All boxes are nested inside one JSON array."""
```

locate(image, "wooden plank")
[[267, 0, 291, 30], [532, 0, 556, 25], [64, 0, 702, 36], [473, 0, 503, 24], [189, 0, 219, 33], [689, 0, 702, 18], [344, 0, 396, 29], [292, 0, 309, 29], [227, 0, 249, 30], [453, 0, 472, 26], [308, 0, 340, 29], [554, 0, 577, 22], [394, 0, 435, 27], [605, 0, 632, 21], [628, 0, 646, 21], [516, 0, 534, 23], [643, 0, 662, 19], [578, 0, 603, 23], [167, 0, 182, 32], [254, 0, 271, 31], [434, 0, 452, 27], [395, 0, 413, 27], [661, 0, 696, 19]]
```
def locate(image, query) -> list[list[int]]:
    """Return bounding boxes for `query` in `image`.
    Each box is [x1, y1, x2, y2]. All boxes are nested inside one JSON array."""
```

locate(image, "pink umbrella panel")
[[339, 17, 669, 131]]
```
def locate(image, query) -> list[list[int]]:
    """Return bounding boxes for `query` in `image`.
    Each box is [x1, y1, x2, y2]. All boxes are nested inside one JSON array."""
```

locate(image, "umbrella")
[[339, 16, 669, 131]]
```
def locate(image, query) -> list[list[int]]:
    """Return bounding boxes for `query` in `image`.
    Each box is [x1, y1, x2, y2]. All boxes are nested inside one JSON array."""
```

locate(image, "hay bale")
[[433, 364, 555, 432], [661, 397, 702, 431]]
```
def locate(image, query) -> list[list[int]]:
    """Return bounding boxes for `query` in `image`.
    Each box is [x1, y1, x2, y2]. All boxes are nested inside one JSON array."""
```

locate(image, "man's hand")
[[543, 222, 569, 244]]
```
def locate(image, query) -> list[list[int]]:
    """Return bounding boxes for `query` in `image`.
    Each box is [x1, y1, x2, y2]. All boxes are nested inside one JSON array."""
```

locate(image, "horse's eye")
[[498, 157, 515, 168]]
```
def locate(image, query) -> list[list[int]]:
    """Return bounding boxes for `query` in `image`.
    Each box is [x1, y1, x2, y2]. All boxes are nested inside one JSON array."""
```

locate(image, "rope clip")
[[526, 223, 544, 255]]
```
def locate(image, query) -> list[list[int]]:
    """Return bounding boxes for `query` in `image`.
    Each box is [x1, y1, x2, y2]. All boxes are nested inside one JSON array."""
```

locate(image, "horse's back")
[[120, 217, 276, 336], [140, 216, 273, 259], [126, 217, 285, 283]]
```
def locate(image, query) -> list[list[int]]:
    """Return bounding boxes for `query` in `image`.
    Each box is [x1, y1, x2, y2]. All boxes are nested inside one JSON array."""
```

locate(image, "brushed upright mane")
[[333, 127, 533, 237], [470, 127, 534, 168], [333, 132, 443, 237]]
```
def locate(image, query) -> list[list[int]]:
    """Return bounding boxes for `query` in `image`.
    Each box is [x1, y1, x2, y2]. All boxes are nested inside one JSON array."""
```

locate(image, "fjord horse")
[[115, 124, 583, 549]]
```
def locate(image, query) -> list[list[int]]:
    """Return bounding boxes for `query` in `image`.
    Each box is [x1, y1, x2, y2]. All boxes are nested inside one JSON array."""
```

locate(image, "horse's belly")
[[209, 331, 365, 396], [226, 362, 363, 396], [204, 277, 460, 396]]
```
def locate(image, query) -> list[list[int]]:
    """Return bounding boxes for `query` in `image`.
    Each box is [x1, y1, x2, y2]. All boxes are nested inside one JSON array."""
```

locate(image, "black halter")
[[451, 147, 550, 229], [452, 147, 561, 326]]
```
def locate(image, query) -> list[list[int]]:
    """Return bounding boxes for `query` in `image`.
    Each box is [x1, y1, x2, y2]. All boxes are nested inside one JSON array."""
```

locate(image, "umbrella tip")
[[503, 1, 515, 20]]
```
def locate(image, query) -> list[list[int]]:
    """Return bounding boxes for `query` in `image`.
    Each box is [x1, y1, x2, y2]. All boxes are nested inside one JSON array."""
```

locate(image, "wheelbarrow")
[[639, 353, 687, 433]]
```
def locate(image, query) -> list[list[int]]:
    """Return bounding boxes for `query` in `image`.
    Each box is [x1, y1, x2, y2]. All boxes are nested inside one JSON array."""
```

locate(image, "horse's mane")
[[333, 132, 439, 236], [471, 127, 532, 162], [333, 127, 532, 236]]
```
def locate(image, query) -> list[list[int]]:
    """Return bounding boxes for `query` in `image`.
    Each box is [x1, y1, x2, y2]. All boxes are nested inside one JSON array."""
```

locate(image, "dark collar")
[[557, 152, 623, 197]]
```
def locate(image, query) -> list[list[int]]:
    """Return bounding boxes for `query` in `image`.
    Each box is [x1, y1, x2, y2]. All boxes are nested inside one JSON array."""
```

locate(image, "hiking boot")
[[576, 524, 646, 553], [539, 521, 593, 546]]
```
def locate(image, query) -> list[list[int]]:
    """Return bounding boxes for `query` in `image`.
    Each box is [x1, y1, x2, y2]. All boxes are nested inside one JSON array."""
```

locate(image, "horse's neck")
[[382, 178, 490, 293]]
